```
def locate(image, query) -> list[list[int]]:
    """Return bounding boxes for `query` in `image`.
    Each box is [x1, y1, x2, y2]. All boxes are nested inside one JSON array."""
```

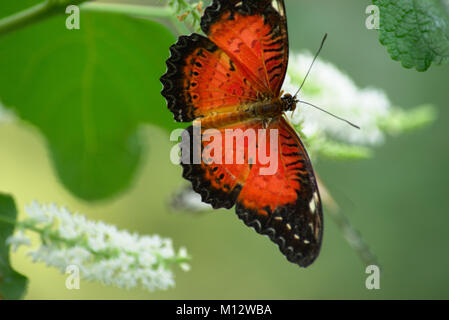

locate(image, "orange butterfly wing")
[[160, 34, 264, 122], [179, 117, 322, 267], [180, 120, 258, 209], [235, 117, 323, 267], [201, 0, 289, 95]]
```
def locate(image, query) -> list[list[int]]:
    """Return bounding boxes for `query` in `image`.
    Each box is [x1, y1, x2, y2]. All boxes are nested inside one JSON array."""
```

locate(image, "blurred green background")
[[0, 0, 448, 299]]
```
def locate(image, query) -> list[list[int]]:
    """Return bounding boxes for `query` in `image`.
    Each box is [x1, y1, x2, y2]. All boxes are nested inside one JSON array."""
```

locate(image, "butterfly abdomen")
[[250, 98, 285, 118], [198, 110, 254, 129]]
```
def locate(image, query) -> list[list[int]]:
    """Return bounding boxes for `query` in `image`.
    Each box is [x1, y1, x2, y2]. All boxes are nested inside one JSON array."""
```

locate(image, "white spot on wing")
[[309, 198, 316, 213], [271, 0, 281, 14], [273, 0, 286, 18], [308, 192, 319, 214]]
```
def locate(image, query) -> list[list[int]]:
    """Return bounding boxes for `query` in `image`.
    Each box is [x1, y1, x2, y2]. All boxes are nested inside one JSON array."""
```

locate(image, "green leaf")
[[0, 194, 28, 300], [0, 2, 177, 200], [373, 0, 449, 71]]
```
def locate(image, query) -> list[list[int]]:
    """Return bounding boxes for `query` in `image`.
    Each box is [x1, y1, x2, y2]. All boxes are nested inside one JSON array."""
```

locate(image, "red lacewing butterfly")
[[160, 0, 323, 267]]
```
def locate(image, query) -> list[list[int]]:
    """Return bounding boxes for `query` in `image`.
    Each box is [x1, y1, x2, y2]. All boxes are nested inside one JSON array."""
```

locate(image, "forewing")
[[236, 117, 323, 267], [201, 0, 289, 95], [160, 34, 264, 122]]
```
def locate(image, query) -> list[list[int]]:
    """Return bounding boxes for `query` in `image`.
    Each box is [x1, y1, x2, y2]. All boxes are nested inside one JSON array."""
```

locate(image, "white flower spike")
[[8, 201, 190, 292], [283, 51, 435, 160]]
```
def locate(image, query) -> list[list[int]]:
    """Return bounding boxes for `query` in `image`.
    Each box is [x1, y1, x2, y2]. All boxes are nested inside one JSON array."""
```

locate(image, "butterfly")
[[160, 0, 323, 267]]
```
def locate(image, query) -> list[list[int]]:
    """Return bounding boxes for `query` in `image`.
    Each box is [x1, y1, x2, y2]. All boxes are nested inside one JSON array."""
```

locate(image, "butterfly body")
[[161, 0, 323, 267], [198, 94, 296, 128]]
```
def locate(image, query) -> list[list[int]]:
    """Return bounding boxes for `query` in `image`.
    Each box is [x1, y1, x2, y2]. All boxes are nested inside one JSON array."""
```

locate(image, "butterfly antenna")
[[294, 33, 328, 98], [298, 100, 360, 129], [291, 33, 359, 130]]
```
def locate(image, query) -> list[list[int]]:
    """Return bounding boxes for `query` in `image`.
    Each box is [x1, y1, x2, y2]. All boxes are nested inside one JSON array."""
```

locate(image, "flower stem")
[[0, 0, 85, 37], [80, 2, 174, 18], [317, 176, 380, 267], [0, 0, 52, 37], [0, 1, 192, 37], [81, 2, 191, 34]]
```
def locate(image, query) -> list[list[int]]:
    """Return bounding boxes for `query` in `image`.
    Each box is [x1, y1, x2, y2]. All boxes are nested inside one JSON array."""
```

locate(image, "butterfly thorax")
[[248, 93, 296, 117]]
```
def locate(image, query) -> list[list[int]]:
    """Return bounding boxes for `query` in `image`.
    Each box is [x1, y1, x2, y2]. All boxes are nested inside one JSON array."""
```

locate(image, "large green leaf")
[[0, 194, 28, 300], [0, 2, 177, 200], [373, 0, 449, 71]]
